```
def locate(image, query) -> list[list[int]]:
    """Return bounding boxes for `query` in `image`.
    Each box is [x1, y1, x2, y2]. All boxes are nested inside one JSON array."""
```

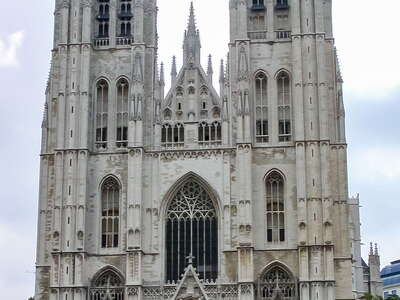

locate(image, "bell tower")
[[228, 0, 352, 300]]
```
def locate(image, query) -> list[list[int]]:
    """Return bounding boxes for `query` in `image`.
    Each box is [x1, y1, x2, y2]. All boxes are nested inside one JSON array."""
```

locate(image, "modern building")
[[382, 260, 400, 299], [35, 1, 360, 300]]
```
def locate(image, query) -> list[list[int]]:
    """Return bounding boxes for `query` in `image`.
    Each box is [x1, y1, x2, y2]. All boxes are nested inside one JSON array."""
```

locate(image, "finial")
[[370, 242, 374, 255], [375, 243, 379, 256], [171, 55, 177, 79], [186, 253, 195, 266], [207, 54, 213, 75], [219, 59, 225, 82], [187, 2, 197, 36], [160, 62, 165, 85]]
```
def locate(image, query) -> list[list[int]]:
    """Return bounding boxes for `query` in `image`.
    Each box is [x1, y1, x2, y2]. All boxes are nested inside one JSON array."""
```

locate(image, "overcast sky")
[[0, 0, 399, 299]]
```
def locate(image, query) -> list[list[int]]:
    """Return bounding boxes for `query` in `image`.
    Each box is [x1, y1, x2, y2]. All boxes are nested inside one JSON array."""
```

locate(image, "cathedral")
[[34, 0, 365, 299]]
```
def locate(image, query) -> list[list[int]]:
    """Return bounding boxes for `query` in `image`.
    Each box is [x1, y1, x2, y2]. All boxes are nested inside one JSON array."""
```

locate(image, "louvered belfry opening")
[[165, 179, 218, 283]]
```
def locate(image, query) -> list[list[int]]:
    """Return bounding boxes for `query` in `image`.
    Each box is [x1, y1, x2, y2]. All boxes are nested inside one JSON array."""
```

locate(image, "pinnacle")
[[187, 1, 197, 36]]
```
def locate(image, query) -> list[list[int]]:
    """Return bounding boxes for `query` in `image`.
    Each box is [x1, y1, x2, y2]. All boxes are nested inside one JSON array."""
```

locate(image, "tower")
[[35, 1, 356, 300]]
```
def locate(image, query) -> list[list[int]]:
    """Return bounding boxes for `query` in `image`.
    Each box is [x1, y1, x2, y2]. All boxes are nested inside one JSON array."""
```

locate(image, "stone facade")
[[35, 1, 357, 299]]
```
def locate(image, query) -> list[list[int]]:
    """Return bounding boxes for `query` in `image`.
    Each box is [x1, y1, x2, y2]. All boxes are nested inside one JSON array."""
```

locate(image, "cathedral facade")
[[35, 0, 357, 299]]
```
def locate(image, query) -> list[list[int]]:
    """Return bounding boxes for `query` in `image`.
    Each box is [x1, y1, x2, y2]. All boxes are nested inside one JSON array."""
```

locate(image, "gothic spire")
[[171, 55, 177, 82], [183, 2, 201, 65], [219, 59, 225, 83], [187, 2, 197, 36], [160, 62, 165, 86], [207, 54, 213, 82]]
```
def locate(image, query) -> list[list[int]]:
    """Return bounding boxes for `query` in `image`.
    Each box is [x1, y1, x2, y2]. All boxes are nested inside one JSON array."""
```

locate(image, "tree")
[[28, 297, 34, 300], [362, 294, 384, 300], [387, 295, 400, 300]]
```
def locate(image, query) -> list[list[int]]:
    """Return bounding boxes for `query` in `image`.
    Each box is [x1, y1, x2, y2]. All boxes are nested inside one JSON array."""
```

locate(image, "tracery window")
[[90, 269, 124, 300], [265, 171, 285, 243], [161, 123, 184, 148], [255, 72, 269, 143], [165, 179, 218, 282], [95, 80, 109, 149], [97, 0, 110, 38], [258, 266, 296, 300], [198, 122, 222, 146], [101, 177, 120, 248], [277, 72, 292, 142], [116, 79, 129, 148], [118, 0, 133, 37]]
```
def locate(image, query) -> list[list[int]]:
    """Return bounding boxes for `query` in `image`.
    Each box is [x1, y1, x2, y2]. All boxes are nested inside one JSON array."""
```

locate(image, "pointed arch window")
[[101, 177, 120, 248], [265, 171, 285, 243], [97, 1, 110, 38], [258, 266, 296, 299], [116, 79, 129, 148], [90, 269, 124, 300], [198, 122, 222, 146], [95, 80, 109, 149], [255, 72, 269, 143], [165, 179, 218, 283], [277, 72, 292, 142], [161, 123, 184, 148]]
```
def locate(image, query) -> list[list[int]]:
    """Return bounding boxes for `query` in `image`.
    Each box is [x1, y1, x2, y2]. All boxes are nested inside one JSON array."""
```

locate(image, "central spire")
[[183, 2, 201, 66]]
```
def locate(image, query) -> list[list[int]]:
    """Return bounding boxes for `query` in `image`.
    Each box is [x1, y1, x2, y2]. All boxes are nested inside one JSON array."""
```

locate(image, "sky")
[[0, 0, 399, 299]]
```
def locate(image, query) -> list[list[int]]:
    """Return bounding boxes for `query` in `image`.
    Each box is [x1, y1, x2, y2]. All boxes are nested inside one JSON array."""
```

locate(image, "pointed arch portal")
[[90, 268, 125, 300], [165, 176, 218, 283]]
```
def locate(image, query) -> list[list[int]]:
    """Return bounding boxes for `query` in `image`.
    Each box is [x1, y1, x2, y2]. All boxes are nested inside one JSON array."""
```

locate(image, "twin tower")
[[35, 1, 355, 300]]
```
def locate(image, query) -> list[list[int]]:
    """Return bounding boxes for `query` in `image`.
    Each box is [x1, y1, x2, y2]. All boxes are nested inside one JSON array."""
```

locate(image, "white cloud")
[[351, 147, 400, 182], [0, 31, 24, 67]]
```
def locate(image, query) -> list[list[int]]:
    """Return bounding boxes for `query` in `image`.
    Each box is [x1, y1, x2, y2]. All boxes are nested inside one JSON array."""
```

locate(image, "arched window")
[[97, 1, 110, 38], [116, 79, 129, 148], [95, 80, 109, 149], [198, 122, 222, 146], [255, 72, 269, 143], [277, 72, 292, 142], [265, 171, 285, 243], [176, 87, 184, 97], [258, 265, 296, 299], [161, 123, 184, 148], [90, 269, 124, 300], [101, 177, 120, 248], [188, 86, 196, 95], [165, 179, 218, 282]]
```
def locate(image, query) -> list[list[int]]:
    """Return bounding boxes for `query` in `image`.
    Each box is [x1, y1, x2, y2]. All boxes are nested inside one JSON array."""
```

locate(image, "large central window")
[[165, 179, 218, 283]]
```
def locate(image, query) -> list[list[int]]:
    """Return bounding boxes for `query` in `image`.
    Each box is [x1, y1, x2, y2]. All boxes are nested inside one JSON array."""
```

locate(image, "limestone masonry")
[[34, 1, 373, 299]]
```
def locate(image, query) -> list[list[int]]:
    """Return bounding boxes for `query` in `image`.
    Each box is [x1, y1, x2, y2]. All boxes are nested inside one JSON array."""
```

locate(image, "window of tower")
[[265, 171, 285, 243], [252, 0, 265, 11], [188, 86, 196, 95], [277, 71, 292, 142], [118, 0, 133, 37], [165, 178, 218, 283], [101, 177, 120, 249], [258, 265, 296, 299], [116, 78, 129, 148], [95, 80, 109, 149], [97, 0, 110, 38], [254, 72, 269, 143]]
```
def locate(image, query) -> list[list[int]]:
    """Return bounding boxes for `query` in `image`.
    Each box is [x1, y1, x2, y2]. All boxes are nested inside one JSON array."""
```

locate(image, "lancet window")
[[118, 0, 133, 37], [101, 177, 120, 249], [165, 179, 218, 283], [95, 80, 109, 149], [198, 122, 222, 146], [258, 266, 296, 300], [255, 72, 269, 143], [161, 123, 185, 148], [90, 269, 124, 300], [277, 72, 292, 142], [97, 0, 110, 38], [265, 171, 285, 243], [116, 79, 129, 148]]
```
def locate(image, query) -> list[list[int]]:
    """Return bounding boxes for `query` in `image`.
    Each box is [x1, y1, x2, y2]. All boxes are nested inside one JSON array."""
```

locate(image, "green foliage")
[[28, 298, 34, 300], [387, 295, 400, 300]]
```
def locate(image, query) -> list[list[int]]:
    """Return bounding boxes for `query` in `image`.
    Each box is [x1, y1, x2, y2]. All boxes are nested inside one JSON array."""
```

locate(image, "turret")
[[171, 55, 177, 83]]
